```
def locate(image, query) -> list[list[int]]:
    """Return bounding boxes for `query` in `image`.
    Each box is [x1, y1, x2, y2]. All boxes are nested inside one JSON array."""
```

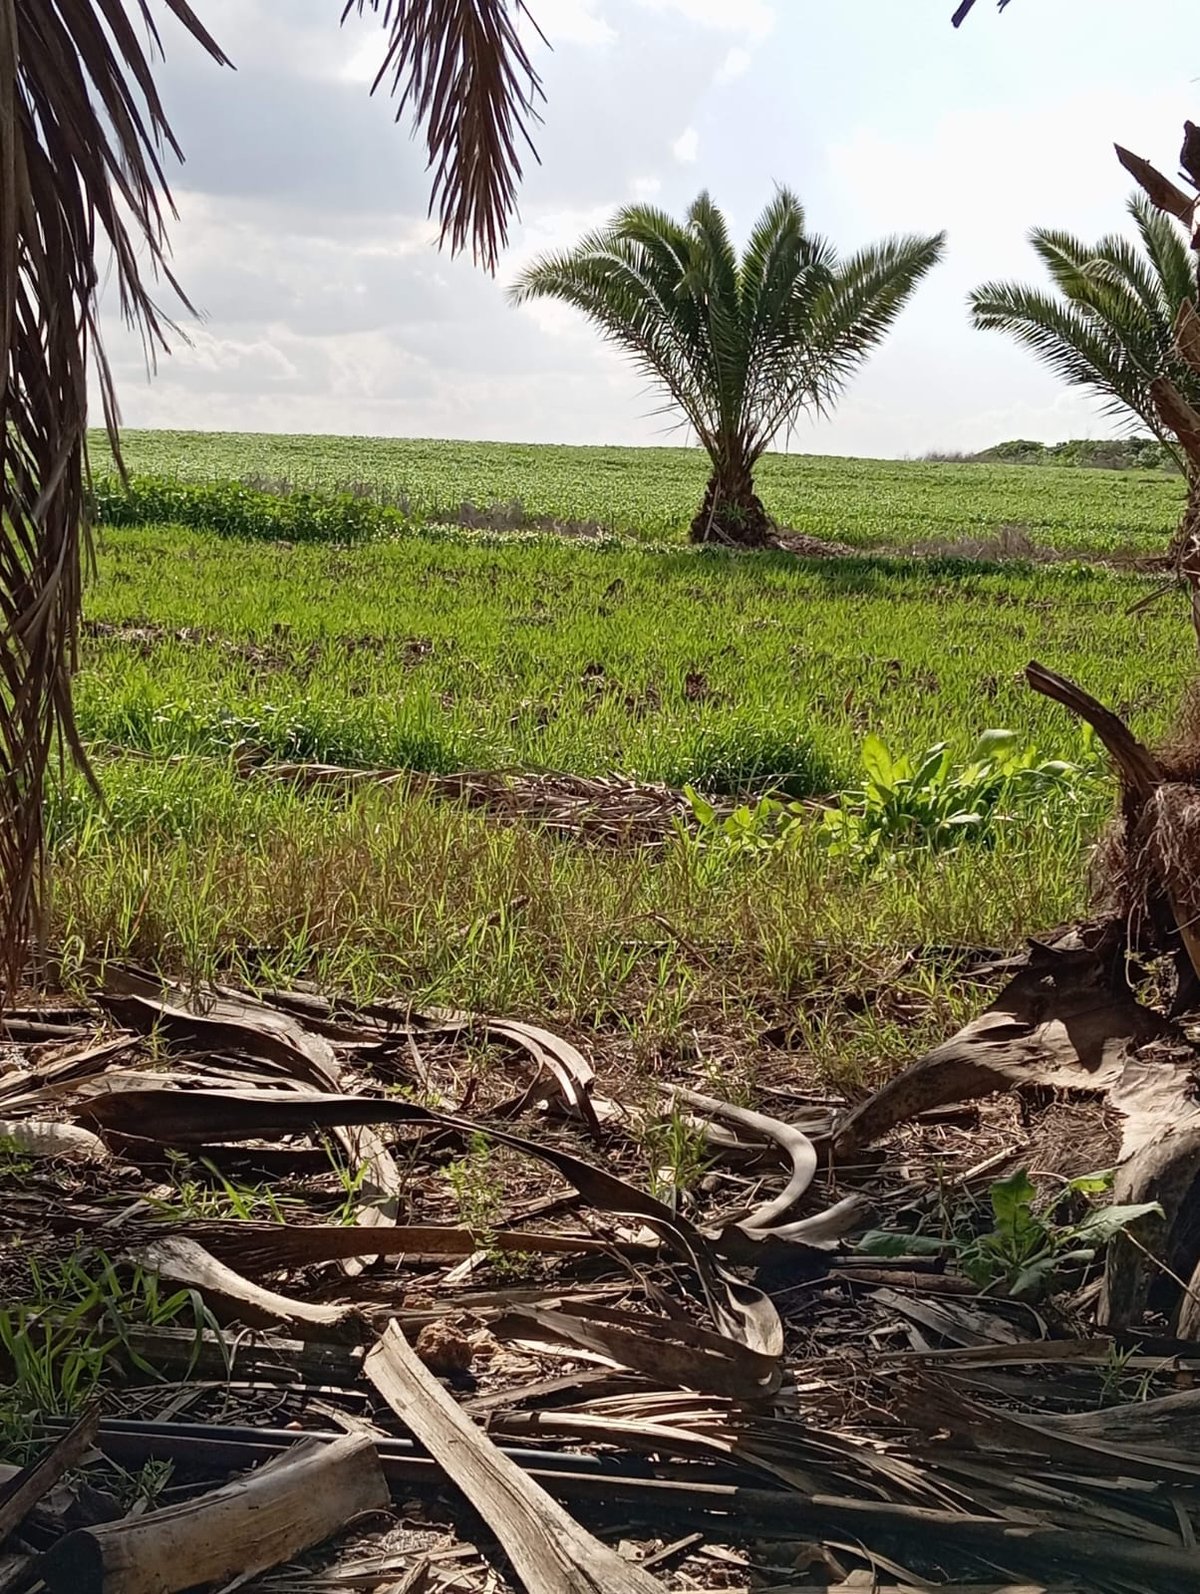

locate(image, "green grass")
[[76, 526, 1186, 793], [95, 430, 1185, 556], [47, 433, 1196, 1088]]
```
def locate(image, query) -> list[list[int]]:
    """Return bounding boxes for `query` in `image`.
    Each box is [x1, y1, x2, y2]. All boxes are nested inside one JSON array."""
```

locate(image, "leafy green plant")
[[860, 1168, 1161, 1300], [679, 786, 797, 869], [820, 729, 1084, 864]]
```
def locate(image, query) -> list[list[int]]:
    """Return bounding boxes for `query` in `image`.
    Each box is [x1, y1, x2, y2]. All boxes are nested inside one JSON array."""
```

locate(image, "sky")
[[95, 0, 1200, 458]]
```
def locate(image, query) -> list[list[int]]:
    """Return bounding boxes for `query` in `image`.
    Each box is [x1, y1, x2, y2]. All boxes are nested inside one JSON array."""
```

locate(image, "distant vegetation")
[[927, 437, 1180, 471], [95, 432, 1184, 558]]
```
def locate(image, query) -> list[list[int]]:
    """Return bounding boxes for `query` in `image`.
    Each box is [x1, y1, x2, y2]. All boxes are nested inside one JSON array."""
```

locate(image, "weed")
[[859, 1168, 1162, 1300], [643, 1106, 715, 1204], [151, 1153, 301, 1224], [319, 1138, 373, 1226], [443, 1133, 506, 1235], [0, 1250, 218, 1444], [820, 729, 1095, 865]]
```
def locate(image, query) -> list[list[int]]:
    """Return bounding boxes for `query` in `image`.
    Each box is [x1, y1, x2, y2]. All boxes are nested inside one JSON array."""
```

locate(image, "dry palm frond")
[[0, 1, 229, 994], [346, 0, 545, 269]]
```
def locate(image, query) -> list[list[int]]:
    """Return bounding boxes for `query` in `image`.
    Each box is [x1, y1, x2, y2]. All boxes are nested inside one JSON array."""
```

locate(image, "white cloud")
[[714, 46, 752, 85], [529, 0, 618, 46], [672, 127, 700, 164], [631, 176, 663, 198], [633, 0, 774, 40]]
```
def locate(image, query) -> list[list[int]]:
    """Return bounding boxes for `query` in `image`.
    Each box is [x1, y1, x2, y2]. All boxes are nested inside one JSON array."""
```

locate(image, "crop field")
[[103, 428, 1185, 556], [55, 434, 1192, 1090]]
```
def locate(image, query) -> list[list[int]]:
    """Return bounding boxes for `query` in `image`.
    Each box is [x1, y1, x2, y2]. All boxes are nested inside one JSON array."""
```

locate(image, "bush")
[[819, 728, 1092, 865], [91, 475, 412, 544]]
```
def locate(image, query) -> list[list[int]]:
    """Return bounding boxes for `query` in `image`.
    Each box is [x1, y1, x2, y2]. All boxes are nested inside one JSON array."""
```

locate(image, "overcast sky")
[[97, 0, 1200, 457]]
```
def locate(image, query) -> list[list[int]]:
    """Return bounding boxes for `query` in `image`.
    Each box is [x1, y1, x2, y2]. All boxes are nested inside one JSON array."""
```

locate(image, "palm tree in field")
[[969, 197, 1200, 471], [0, 0, 542, 986], [510, 191, 945, 546]]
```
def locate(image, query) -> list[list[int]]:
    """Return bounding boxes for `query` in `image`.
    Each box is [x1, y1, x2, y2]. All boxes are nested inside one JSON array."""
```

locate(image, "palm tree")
[[510, 191, 945, 546], [0, 0, 542, 988], [969, 196, 1200, 472]]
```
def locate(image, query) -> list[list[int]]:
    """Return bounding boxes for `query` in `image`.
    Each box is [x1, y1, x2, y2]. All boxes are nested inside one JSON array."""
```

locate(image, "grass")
[[95, 429, 1185, 557], [76, 527, 1186, 791], [45, 432, 1195, 1089]]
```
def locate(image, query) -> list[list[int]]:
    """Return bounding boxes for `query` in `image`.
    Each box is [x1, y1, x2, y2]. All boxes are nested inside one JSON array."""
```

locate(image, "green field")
[[102, 429, 1185, 555], [56, 434, 1193, 1088]]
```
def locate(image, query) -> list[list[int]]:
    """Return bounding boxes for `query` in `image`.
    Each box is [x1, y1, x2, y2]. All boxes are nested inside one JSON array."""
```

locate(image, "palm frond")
[[509, 234, 718, 448], [768, 232, 946, 435], [969, 280, 1163, 432], [347, 0, 545, 270], [1, 0, 229, 991], [1128, 194, 1198, 320], [971, 204, 1200, 465]]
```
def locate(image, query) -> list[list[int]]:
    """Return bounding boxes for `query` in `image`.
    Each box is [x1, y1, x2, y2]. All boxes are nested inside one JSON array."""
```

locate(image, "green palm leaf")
[[970, 199, 1200, 469]]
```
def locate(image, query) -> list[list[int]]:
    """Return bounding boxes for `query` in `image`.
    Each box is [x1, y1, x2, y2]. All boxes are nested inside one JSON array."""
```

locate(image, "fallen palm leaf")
[[189, 1220, 634, 1269], [504, 1298, 779, 1399], [81, 1085, 782, 1361], [251, 762, 700, 843], [365, 1320, 670, 1594], [125, 1236, 362, 1342], [834, 930, 1164, 1154], [98, 968, 341, 1089], [0, 1118, 109, 1163]]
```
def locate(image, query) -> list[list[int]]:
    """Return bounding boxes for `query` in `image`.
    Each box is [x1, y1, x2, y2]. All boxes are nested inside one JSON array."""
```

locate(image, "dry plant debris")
[[1, 936, 1200, 1594]]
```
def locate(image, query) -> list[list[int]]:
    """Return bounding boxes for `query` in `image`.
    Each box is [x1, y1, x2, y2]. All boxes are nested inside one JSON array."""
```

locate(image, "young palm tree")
[[969, 196, 1200, 471], [509, 191, 945, 546], [0, 0, 542, 988]]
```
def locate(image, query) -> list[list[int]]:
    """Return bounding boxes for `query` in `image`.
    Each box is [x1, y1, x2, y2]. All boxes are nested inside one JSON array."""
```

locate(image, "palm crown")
[[969, 196, 1200, 470], [511, 190, 945, 544]]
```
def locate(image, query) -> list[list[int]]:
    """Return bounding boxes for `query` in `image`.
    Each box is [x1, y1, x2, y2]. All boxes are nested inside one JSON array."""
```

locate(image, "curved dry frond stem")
[[346, 0, 545, 270], [1, 0, 229, 993]]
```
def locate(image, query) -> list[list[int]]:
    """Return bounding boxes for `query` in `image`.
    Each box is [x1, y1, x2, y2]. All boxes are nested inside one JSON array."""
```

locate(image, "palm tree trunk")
[[688, 460, 774, 548]]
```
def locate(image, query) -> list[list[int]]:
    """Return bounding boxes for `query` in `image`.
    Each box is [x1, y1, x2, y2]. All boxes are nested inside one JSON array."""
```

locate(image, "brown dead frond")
[[346, 0, 545, 270]]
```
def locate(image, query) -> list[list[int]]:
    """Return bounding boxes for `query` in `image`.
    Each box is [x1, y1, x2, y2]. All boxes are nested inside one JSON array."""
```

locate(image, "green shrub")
[[92, 475, 412, 544], [819, 728, 1091, 864]]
